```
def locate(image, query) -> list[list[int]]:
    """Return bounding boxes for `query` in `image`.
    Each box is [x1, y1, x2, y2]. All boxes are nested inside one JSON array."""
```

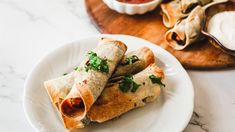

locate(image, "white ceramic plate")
[[23, 34, 194, 132]]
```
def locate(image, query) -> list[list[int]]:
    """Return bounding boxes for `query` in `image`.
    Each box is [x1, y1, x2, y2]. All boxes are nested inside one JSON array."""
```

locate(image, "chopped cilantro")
[[124, 55, 139, 65], [131, 83, 141, 93], [149, 75, 165, 87], [119, 74, 141, 93], [85, 51, 109, 73], [63, 73, 68, 76], [74, 67, 81, 72]]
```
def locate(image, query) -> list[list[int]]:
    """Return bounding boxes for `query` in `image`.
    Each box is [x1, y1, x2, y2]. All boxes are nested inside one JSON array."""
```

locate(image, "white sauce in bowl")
[[208, 11, 235, 50]]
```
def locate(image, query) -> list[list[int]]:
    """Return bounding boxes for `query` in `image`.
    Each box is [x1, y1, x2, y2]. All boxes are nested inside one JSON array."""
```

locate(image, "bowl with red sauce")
[[103, 0, 162, 15]]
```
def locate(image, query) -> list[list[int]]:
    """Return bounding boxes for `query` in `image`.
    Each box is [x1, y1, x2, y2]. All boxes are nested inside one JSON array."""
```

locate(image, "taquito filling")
[[172, 32, 186, 46], [183, 3, 198, 13], [61, 98, 85, 118]]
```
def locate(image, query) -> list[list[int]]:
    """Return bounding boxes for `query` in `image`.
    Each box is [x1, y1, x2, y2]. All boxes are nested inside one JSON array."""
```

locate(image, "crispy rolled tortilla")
[[112, 47, 154, 78], [181, 0, 212, 13], [44, 72, 86, 129], [165, 6, 205, 50], [160, 0, 188, 28], [60, 38, 127, 120], [44, 47, 155, 129], [87, 63, 164, 123]]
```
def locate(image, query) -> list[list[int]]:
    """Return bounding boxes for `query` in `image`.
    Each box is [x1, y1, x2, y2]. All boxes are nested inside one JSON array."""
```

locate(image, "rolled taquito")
[[160, 0, 188, 28], [87, 63, 165, 123], [60, 38, 127, 120], [112, 47, 154, 78], [44, 72, 86, 129], [165, 6, 205, 50], [181, 0, 212, 13], [44, 47, 155, 129]]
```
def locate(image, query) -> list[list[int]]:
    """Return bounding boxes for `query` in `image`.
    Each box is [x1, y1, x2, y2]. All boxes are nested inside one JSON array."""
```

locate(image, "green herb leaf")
[[119, 74, 141, 93], [131, 83, 141, 93], [85, 51, 109, 73], [63, 73, 68, 76], [74, 67, 81, 72], [149, 75, 165, 87], [124, 55, 139, 65]]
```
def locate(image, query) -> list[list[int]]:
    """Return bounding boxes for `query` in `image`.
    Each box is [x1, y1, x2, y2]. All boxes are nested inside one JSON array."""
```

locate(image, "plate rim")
[[23, 34, 194, 132]]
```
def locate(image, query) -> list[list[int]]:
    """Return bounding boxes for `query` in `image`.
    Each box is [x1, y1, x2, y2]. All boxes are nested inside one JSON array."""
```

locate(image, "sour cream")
[[207, 11, 235, 50]]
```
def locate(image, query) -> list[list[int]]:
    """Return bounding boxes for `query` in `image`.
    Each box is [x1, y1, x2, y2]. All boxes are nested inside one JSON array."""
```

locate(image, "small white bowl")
[[103, 0, 162, 15]]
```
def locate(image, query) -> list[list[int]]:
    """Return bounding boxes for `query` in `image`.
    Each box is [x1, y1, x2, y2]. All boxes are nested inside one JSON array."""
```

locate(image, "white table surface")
[[0, 0, 234, 131]]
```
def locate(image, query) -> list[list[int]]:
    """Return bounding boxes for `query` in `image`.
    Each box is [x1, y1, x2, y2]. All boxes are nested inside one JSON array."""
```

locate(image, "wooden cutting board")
[[85, 0, 235, 69]]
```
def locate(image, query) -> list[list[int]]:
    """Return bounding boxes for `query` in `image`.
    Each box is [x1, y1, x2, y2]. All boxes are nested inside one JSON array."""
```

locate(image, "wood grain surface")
[[85, 0, 235, 69]]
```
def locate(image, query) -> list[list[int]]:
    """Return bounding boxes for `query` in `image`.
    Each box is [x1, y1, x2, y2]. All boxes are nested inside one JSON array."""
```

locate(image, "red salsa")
[[117, 0, 154, 4]]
